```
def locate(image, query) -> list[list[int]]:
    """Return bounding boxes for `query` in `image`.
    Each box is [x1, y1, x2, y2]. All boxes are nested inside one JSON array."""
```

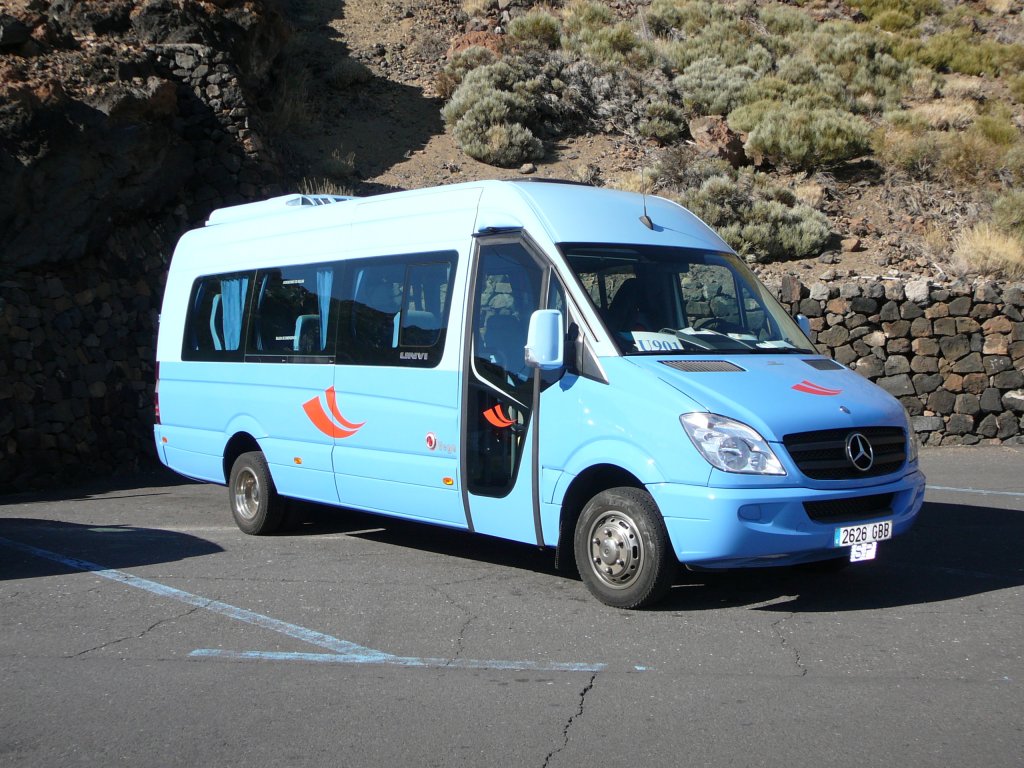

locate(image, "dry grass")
[[297, 177, 354, 196], [907, 100, 978, 130], [462, 0, 495, 17], [949, 223, 1024, 279]]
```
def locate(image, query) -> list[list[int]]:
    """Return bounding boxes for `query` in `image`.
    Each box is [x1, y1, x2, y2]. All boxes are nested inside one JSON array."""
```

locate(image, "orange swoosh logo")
[[303, 387, 365, 438], [483, 405, 514, 428]]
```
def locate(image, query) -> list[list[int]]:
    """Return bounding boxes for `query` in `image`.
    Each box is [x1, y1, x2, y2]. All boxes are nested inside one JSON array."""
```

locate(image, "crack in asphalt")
[[770, 614, 808, 677], [67, 605, 202, 658], [542, 674, 597, 768]]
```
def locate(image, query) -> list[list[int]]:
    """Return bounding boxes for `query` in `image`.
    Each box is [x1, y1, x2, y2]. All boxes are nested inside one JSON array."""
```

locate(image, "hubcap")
[[233, 467, 260, 521], [586, 511, 644, 589]]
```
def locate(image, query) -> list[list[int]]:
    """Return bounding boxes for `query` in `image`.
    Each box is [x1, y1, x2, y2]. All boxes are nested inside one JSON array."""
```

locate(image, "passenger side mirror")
[[796, 314, 812, 338], [525, 309, 564, 370]]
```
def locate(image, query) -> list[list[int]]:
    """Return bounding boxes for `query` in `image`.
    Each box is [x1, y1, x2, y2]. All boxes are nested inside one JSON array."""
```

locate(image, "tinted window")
[[337, 252, 456, 367], [182, 272, 252, 361], [248, 264, 337, 361]]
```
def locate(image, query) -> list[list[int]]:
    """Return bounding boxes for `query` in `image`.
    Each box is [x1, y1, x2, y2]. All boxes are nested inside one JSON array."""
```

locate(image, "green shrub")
[[758, 4, 813, 36], [575, 22, 655, 70], [442, 59, 550, 167], [646, 0, 737, 38], [910, 30, 1024, 76], [508, 10, 562, 51], [562, 0, 615, 39], [974, 111, 1020, 146], [871, 10, 916, 31], [436, 46, 499, 100], [670, 172, 831, 262], [674, 58, 758, 116], [455, 117, 544, 166], [637, 100, 688, 144], [727, 99, 782, 134], [661, 20, 774, 74], [791, 24, 909, 110], [743, 108, 872, 170]]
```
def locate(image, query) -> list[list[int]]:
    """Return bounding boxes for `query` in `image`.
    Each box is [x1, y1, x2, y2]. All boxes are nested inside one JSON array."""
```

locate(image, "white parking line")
[[926, 485, 1024, 499], [0, 535, 607, 673]]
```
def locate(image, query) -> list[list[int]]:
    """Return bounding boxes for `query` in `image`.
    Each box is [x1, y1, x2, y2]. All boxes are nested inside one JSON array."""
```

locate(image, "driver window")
[[472, 243, 544, 401]]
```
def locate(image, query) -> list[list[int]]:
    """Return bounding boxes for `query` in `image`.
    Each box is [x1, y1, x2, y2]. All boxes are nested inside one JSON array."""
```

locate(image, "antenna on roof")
[[639, 148, 654, 230]]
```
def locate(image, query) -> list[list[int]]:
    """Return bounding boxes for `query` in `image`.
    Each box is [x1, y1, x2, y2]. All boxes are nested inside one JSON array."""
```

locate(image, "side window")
[[337, 252, 456, 367], [182, 272, 252, 361], [472, 243, 545, 400], [249, 264, 336, 361]]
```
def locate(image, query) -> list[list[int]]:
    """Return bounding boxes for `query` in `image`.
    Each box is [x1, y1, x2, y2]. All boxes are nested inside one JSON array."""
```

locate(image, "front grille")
[[804, 493, 894, 523], [783, 426, 906, 480]]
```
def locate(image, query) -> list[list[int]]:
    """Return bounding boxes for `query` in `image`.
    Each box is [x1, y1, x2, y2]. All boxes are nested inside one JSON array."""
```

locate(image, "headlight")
[[680, 413, 786, 475]]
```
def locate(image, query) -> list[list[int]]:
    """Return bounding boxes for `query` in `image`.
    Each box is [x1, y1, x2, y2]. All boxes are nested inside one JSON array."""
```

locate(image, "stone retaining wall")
[[770, 274, 1024, 446]]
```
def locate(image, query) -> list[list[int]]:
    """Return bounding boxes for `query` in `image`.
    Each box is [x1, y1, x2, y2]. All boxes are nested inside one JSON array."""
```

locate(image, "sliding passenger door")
[[330, 251, 465, 525]]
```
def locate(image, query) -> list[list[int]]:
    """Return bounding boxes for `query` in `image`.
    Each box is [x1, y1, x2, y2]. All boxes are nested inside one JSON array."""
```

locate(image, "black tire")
[[228, 451, 285, 535], [573, 487, 675, 609]]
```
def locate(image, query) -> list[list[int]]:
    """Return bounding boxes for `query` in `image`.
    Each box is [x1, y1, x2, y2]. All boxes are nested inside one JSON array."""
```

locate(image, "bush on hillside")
[[674, 58, 758, 116], [637, 100, 688, 144], [436, 46, 498, 100], [670, 172, 832, 262], [661, 20, 773, 74], [507, 10, 562, 51], [743, 107, 872, 170], [908, 30, 1024, 77]]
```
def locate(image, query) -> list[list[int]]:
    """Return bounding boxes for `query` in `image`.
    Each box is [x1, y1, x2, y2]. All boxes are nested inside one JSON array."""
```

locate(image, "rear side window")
[[337, 252, 456, 367], [248, 264, 337, 361], [182, 272, 252, 361]]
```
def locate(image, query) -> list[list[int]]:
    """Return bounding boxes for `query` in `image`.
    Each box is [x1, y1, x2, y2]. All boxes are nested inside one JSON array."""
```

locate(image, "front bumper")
[[650, 468, 926, 568]]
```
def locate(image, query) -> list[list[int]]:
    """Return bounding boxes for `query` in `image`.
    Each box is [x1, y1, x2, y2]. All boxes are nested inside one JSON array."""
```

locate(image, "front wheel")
[[573, 487, 675, 609], [228, 451, 285, 535]]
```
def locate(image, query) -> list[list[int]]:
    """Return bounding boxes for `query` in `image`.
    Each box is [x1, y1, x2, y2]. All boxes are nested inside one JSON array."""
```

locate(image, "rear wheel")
[[228, 451, 285, 535], [573, 487, 675, 609]]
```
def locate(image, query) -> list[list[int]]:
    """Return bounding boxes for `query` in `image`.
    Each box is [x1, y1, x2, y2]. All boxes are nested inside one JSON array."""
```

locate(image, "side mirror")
[[524, 309, 564, 370], [796, 313, 812, 338]]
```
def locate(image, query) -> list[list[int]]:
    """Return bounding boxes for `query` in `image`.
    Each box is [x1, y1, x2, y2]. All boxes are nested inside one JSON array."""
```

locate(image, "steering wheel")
[[693, 317, 745, 334]]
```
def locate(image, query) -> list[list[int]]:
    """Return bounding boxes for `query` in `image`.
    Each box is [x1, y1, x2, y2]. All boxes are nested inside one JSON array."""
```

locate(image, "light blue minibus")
[[155, 180, 925, 607]]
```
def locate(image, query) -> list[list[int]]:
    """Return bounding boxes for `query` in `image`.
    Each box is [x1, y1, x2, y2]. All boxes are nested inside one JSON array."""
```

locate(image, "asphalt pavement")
[[1, 445, 1022, 767]]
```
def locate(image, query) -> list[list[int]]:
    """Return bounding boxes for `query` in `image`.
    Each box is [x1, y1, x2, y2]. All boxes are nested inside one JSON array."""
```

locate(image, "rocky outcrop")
[[1, 0, 286, 270], [0, 0, 289, 492]]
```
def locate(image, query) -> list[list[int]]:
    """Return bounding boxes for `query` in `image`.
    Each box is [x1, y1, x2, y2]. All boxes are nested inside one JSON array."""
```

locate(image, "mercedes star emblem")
[[845, 432, 874, 472]]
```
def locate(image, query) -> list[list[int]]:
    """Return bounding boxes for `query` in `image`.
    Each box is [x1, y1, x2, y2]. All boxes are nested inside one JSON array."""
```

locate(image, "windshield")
[[562, 243, 816, 355]]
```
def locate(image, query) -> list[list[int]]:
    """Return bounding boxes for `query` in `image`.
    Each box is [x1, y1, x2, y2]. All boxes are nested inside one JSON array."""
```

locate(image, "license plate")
[[833, 520, 892, 548], [849, 541, 877, 562]]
